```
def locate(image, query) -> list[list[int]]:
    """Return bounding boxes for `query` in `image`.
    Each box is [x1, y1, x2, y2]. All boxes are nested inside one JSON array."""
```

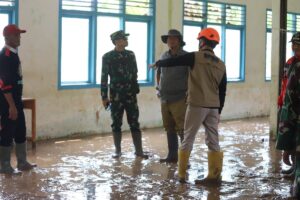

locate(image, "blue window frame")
[[183, 0, 246, 82], [59, 0, 155, 89], [265, 10, 300, 81], [0, 0, 18, 48]]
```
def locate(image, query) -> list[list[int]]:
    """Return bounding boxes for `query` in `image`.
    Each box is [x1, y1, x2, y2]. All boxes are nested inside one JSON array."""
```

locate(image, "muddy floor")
[[0, 118, 296, 200]]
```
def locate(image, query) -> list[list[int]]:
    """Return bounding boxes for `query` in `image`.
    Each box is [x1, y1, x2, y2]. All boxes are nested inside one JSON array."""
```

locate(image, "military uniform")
[[101, 30, 147, 158], [101, 49, 140, 133], [276, 56, 300, 195], [276, 56, 300, 150], [276, 32, 300, 197]]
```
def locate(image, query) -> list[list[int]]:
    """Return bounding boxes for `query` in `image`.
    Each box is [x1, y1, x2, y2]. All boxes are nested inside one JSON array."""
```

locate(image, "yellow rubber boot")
[[178, 149, 191, 183], [195, 151, 223, 184]]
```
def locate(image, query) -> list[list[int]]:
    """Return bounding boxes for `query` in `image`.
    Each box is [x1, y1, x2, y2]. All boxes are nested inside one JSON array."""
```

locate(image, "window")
[[61, 18, 90, 83], [265, 10, 300, 80], [0, 0, 18, 48], [59, 0, 155, 89], [183, 0, 246, 81]]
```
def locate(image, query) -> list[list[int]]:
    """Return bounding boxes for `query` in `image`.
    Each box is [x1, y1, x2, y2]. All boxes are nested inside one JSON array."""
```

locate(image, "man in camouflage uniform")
[[276, 32, 300, 197], [101, 30, 148, 159]]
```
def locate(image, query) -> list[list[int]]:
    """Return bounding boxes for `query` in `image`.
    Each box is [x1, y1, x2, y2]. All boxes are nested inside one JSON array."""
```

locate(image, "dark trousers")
[[0, 109, 26, 146], [110, 94, 140, 134]]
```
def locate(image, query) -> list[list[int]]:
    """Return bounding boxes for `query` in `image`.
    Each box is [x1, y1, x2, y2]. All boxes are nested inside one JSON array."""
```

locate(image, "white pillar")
[[169, 0, 184, 31]]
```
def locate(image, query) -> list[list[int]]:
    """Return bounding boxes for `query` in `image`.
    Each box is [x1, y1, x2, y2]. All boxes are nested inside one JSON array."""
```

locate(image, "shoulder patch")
[[286, 57, 295, 65], [5, 48, 10, 57]]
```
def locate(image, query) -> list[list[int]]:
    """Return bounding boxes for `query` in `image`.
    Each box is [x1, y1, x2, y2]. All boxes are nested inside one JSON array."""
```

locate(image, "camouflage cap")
[[110, 30, 129, 41]]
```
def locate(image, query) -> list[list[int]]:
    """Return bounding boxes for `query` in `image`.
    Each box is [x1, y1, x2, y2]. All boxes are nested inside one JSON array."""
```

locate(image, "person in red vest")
[[0, 24, 36, 174]]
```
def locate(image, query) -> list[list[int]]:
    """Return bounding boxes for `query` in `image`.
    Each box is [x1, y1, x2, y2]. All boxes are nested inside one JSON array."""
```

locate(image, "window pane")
[[0, 0, 14, 6], [268, 11, 300, 32], [125, 21, 148, 81], [266, 11, 300, 80], [184, 0, 204, 22], [226, 5, 245, 26], [297, 15, 300, 31], [267, 10, 272, 30], [266, 32, 272, 80], [225, 29, 241, 80], [183, 25, 200, 52], [61, 17, 89, 83], [207, 3, 222, 24], [62, 0, 93, 11], [96, 16, 121, 84], [0, 14, 9, 48], [287, 13, 293, 32], [207, 25, 222, 58], [97, 0, 122, 14], [286, 32, 294, 59], [126, 0, 153, 16], [265, 32, 294, 81]]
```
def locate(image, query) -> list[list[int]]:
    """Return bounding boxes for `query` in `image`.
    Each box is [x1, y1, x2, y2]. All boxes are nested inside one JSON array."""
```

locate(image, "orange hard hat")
[[197, 28, 220, 44]]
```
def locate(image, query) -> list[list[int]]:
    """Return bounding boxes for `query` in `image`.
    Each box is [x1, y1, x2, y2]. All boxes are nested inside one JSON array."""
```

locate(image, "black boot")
[[282, 155, 296, 179], [282, 165, 295, 179], [160, 132, 178, 163], [132, 131, 148, 159], [112, 132, 122, 158]]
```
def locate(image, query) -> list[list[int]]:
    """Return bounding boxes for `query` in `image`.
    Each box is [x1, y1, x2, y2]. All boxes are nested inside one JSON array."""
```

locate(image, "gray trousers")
[[180, 105, 220, 152]]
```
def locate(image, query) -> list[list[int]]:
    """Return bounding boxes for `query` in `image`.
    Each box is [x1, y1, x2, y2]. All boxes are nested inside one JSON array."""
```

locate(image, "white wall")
[[16, 0, 300, 139]]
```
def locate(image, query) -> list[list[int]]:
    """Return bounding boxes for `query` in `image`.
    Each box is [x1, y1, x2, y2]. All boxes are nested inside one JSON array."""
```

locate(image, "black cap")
[[161, 29, 185, 46], [290, 32, 300, 44]]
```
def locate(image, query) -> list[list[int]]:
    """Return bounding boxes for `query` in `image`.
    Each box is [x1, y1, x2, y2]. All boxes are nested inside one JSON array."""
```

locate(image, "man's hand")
[[3, 93, 18, 120], [283, 150, 295, 166], [102, 99, 110, 109], [155, 86, 161, 98], [149, 63, 157, 69], [8, 105, 18, 120]]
